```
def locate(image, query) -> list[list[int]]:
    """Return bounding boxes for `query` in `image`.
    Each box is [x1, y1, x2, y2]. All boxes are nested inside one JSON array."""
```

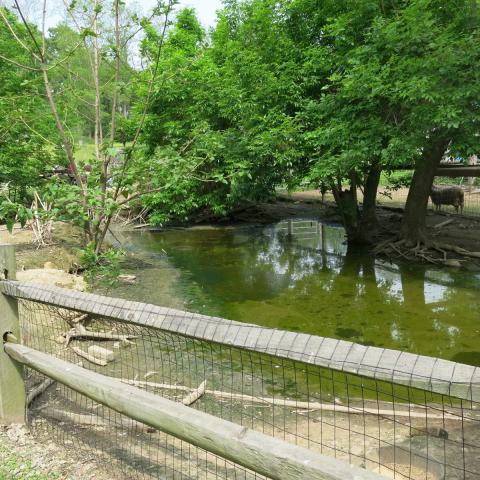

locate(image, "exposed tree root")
[[373, 236, 479, 266]]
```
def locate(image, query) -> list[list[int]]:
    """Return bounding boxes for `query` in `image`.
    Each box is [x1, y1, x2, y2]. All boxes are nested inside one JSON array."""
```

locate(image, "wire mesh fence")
[[296, 172, 480, 217], [3, 282, 479, 480], [377, 176, 480, 217]]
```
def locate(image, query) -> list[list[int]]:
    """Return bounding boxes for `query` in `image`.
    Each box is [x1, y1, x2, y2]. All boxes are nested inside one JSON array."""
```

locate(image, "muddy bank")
[[176, 196, 339, 226]]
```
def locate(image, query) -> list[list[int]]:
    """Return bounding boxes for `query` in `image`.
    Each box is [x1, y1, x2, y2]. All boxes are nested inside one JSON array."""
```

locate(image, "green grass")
[[0, 447, 61, 480], [73, 142, 96, 164], [74, 141, 126, 165]]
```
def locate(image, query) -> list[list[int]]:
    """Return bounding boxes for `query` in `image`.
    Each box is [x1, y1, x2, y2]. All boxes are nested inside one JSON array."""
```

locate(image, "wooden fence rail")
[[1, 280, 478, 402], [4, 341, 385, 480]]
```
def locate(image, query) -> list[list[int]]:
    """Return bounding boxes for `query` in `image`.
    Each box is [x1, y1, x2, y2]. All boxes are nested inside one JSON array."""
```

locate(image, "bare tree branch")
[[13, 0, 44, 60], [116, 187, 165, 207]]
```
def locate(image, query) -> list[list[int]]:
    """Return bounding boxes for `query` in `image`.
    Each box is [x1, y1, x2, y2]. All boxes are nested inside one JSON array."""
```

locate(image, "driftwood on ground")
[[70, 346, 108, 366], [182, 381, 206, 406], [27, 378, 56, 405], [119, 379, 463, 421]]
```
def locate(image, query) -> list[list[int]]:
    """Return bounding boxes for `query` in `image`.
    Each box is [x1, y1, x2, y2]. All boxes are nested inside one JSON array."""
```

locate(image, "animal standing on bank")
[[430, 185, 464, 214]]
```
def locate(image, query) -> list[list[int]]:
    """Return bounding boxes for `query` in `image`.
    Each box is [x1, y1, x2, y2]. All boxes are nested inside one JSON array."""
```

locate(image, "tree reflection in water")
[[113, 220, 480, 365]]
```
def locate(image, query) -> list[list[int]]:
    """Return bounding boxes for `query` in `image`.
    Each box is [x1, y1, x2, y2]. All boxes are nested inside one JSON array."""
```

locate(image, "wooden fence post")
[[0, 245, 25, 425]]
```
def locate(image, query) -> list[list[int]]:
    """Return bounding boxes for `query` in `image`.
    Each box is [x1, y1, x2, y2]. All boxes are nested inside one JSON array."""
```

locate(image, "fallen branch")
[[42, 409, 155, 432], [28, 361, 83, 404], [64, 323, 137, 346], [59, 312, 89, 328], [433, 219, 454, 229], [389, 242, 410, 260], [27, 378, 56, 405], [433, 242, 480, 259], [70, 346, 107, 366], [119, 379, 463, 421], [182, 380, 206, 406]]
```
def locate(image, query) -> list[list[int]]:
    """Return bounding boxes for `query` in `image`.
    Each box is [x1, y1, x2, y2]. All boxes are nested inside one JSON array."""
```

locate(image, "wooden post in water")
[[0, 245, 25, 424]]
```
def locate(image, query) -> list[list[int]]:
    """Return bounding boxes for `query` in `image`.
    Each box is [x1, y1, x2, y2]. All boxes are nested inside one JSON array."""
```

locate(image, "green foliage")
[[140, 4, 305, 223], [383, 171, 414, 191], [2, 0, 479, 246], [0, 196, 32, 232], [80, 243, 124, 287], [0, 8, 61, 205]]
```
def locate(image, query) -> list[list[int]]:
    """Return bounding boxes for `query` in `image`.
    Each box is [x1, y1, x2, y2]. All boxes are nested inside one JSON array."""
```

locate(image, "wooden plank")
[[1, 280, 478, 402], [0, 246, 25, 424], [436, 165, 480, 177], [4, 343, 386, 480]]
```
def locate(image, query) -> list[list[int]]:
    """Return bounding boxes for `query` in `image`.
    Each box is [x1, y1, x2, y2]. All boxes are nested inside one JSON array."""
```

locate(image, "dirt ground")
[[0, 222, 82, 272], [0, 424, 112, 479]]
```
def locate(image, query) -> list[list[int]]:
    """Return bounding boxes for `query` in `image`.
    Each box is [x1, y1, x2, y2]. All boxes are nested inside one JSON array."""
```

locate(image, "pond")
[[110, 219, 480, 366]]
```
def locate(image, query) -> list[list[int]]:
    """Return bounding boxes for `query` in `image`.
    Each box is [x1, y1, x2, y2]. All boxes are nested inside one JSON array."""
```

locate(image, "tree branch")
[[0, 53, 40, 72], [116, 187, 165, 207], [13, 0, 44, 60], [113, 0, 176, 202], [0, 7, 41, 61]]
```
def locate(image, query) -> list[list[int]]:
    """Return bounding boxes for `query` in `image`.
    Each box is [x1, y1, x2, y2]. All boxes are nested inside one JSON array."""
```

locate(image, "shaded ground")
[[0, 424, 112, 480], [186, 196, 338, 226]]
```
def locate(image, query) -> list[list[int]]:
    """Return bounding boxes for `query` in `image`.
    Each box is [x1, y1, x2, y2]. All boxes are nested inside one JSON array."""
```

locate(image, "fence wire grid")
[[6, 284, 480, 480]]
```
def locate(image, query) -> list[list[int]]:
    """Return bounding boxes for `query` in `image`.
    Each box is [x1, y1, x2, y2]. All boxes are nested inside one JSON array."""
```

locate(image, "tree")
[[141, 4, 304, 224], [0, 0, 178, 258], [286, 0, 480, 245], [0, 7, 60, 214]]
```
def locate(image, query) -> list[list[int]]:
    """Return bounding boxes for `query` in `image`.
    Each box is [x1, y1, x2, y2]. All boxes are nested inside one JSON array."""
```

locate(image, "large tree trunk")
[[360, 162, 382, 234], [331, 179, 363, 244], [401, 138, 448, 246], [331, 163, 382, 245]]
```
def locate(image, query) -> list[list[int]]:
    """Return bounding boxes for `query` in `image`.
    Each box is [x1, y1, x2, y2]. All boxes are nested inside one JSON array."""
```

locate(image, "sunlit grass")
[[74, 142, 96, 164], [73, 141, 125, 164]]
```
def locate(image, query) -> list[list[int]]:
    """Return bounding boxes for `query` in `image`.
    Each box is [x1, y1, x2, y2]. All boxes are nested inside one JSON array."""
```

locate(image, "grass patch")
[[0, 447, 61, 480], [73, 142, 96, 164], [73, 141, 125, 165]]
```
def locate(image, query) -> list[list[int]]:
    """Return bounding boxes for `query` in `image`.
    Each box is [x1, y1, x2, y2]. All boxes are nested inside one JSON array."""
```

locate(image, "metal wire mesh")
[[15, 297, 480, 480], [377, 176, 480, 217]]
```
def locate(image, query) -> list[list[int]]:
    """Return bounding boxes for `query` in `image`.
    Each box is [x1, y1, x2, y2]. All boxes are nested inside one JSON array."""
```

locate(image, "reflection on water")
[[111, 219, 480, 365]]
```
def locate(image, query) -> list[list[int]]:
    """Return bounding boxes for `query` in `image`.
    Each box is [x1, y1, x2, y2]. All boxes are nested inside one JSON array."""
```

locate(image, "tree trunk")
[[331, 163, 381, 245], [331, 180, 362, 244], [467, 155, 477, 192], [401, 138, 448, 246], [360, 162, 382, 235]]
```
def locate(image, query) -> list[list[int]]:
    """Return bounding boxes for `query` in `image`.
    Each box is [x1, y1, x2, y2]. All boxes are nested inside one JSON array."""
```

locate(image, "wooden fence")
[[1, 244, 479, 479]]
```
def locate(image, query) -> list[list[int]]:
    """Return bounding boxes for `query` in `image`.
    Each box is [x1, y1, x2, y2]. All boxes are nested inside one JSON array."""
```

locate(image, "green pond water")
[[110, 219, 480, 366]]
